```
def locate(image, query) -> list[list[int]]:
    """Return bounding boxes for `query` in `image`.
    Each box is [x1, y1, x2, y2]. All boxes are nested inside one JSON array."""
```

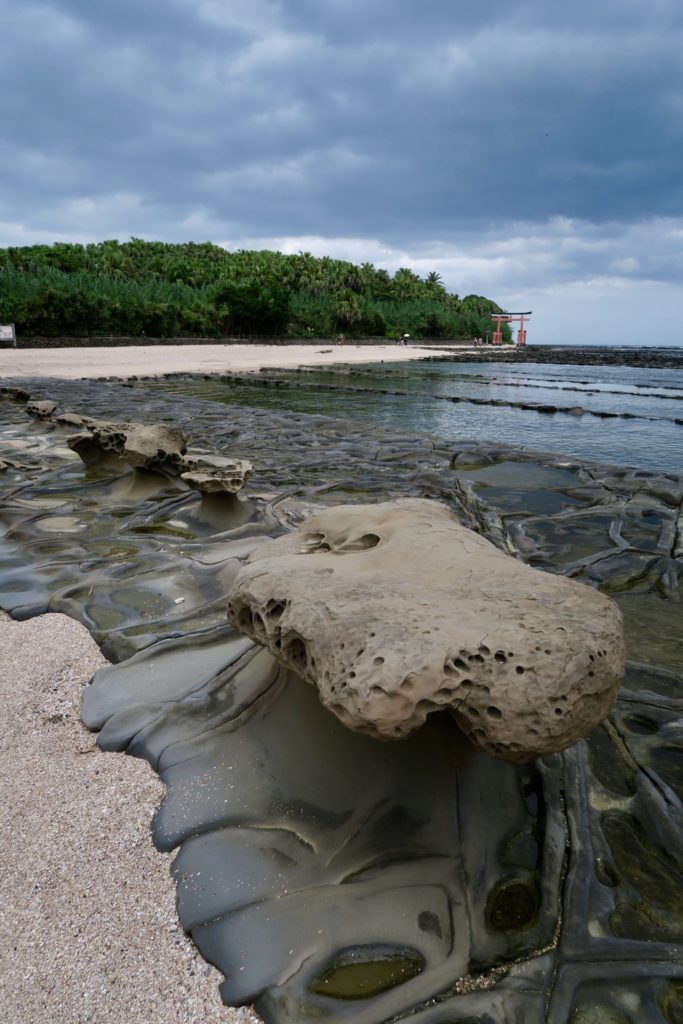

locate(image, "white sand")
[[0, 611, 262, 1024], [0, 342, 462, 380]]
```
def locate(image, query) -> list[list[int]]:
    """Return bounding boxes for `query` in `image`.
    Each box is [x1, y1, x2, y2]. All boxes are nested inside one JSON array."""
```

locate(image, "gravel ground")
[[0, 611, 262, 1024]]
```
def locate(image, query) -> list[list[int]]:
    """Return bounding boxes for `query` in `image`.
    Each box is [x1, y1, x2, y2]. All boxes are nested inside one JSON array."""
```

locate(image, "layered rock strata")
[[228, 498, 625, 762]]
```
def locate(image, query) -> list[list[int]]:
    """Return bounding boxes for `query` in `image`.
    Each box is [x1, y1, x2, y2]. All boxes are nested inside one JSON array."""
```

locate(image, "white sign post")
[[0, 324, 17, 347]]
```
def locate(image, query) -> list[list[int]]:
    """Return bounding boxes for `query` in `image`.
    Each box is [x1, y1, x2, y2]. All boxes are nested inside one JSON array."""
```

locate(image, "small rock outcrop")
[[121, 423, 187, 473], [26, 399, 57, 419], [54, 411, 97, 429], [0, 386, 29, 402], [63, 415, 253, 493], [66, 419, 187, 474], [227, 499, 624, 762], [180, 454, 253, 494]]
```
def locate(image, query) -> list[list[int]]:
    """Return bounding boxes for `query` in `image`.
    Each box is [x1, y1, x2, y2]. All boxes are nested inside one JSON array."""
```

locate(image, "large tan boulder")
[[227, 499, 625, 762]]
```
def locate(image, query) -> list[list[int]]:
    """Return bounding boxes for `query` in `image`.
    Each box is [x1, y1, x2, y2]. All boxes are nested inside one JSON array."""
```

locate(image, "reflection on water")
[[153, 360, 683, 472]]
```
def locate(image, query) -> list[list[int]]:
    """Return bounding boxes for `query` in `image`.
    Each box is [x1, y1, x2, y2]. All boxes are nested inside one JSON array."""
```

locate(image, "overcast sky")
[[1, 0, 682, 345]]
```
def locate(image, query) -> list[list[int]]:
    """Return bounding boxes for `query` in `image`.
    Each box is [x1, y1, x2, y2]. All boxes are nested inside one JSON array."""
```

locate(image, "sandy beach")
[[0, 611, 262, 1024], [0, 342, 460, 380]]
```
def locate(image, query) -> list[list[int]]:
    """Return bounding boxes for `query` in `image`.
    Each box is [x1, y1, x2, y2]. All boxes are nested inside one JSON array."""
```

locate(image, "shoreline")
[[0, 342, 458, 381], [2, 342, 682, 380], [0, 610, 261, 1024]]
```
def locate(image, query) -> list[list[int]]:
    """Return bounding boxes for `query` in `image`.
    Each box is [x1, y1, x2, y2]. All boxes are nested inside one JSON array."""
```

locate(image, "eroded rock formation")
[[26, 398, 57, 418], [122, 423, 187, 473], [228, 498, 625, 761], [180, 453, 253, 494], [62, 414, 252, 492], [64, 418, 187, 474]]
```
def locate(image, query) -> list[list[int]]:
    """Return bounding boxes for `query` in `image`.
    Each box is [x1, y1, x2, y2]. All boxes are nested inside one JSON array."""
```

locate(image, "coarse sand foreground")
[[0, 611, 262, 1024], [0, 342, 459, 380]]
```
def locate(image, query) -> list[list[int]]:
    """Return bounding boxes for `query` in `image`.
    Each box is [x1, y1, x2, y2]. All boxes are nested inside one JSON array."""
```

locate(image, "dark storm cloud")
[[1, 0, 682, 248]]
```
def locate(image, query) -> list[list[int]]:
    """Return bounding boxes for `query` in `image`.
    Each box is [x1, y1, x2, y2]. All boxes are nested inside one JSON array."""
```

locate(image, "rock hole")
[[285, 635, 308, 670], [495, 651, 507, 663], [415, 699, 435, 713], [344, 533, 381, 551], [480, 644, 491, 656], [554, 707, 563, 716], [237, 605, 254, 631], [373, 656, 385, 666], [487, 706, 503, 719], [303, 532, 331, 553], [515, 666, 525, 675]]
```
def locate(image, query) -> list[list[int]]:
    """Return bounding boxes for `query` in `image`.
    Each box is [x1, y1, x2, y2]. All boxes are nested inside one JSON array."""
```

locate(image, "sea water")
[[164, 360, 683, 473]]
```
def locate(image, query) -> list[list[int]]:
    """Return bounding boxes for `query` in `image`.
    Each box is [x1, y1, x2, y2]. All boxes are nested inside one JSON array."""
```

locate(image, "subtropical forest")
[[0, 239, 510, 342]]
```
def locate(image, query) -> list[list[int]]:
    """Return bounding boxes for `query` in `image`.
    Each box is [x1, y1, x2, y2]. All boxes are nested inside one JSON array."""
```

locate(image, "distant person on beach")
[[336, 333, 345, 346]]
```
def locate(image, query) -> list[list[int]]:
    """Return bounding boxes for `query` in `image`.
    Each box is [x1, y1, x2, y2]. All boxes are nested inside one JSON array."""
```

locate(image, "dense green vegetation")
[[0, 239, 510, 341]]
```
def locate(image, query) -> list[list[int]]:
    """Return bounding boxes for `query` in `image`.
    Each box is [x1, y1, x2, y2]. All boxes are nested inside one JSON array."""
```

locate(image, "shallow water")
[[155, 360, 683, 472]]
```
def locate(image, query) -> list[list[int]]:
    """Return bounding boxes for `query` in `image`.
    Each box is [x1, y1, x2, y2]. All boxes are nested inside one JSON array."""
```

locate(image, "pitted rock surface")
[[180, 453, 253, 494], [122, 423, 187, 472], [228, 498, 625, 761], [26, 398, 57, 418], [65, 418, 188, 474]]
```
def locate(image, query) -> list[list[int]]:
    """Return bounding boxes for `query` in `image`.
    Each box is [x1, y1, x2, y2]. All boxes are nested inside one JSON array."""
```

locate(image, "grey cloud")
[[1, 0, 682, 304]]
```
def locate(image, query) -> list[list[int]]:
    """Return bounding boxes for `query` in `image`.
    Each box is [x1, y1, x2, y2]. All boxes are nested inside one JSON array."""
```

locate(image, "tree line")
[[0, 239, 511, 341]]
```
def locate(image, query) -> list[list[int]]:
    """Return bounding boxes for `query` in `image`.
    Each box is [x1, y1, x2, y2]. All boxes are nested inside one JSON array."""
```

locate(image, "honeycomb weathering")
[[227, 498, 625, 762]]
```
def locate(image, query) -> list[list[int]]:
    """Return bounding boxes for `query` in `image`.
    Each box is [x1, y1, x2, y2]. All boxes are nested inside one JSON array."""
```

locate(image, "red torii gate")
[[490, 311, 532, 346]]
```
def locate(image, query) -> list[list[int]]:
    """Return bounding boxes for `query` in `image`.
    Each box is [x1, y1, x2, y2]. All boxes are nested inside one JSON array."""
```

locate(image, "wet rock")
[[0, 386, 29, 402], [228, 498, 625, 762], [26, 399, 57, 419], [180, 453, 253, 494]]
